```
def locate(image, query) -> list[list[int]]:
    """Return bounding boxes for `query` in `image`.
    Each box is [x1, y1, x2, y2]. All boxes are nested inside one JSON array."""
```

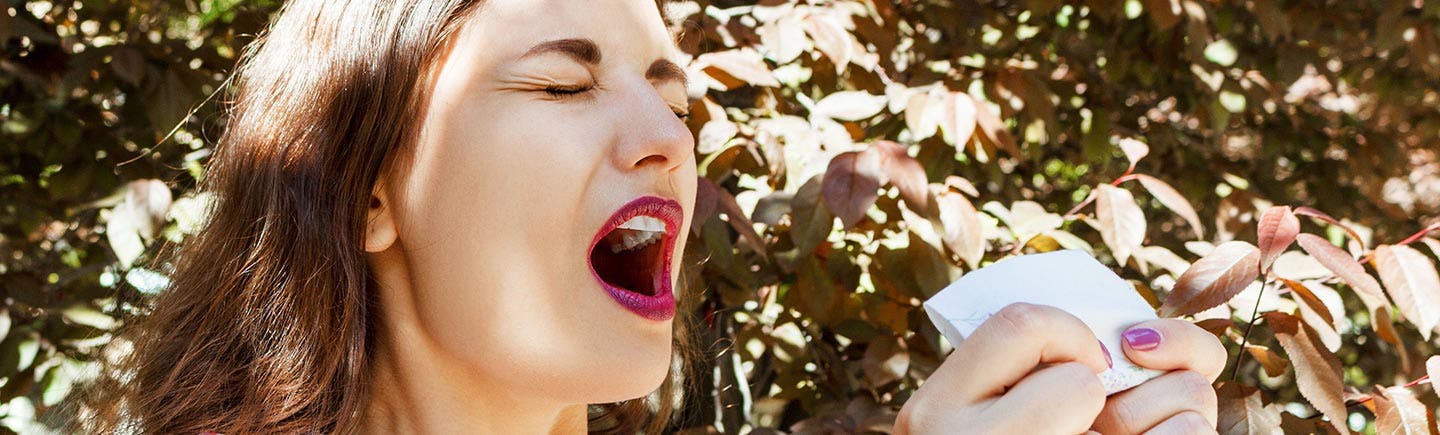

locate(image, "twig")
[[1231, 280, 1269, 381]]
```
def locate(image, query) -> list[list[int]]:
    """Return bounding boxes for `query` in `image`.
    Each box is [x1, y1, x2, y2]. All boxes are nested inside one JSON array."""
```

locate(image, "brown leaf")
[[1117, 138, 1149, 173], [1245, 344, 1291, 378], [803, 14, 852, 74], [1371, 386, 1438, 435], [813, 91, 888, 121], [694, 49, 780, 88], [937, 191, 984, 268], [1095, 184, 1146, 266], [1278, 278, 1335, 327], [1160, 241, 1261, 317], [1295, 233, 1391, 312], [790, 175, 833, 255], [874, 141, 931, 216], [972, 97, 1019, 157], [698, 177, 768, 260], [822, 148, 885, 229], [1256, 206, 1300, 275], [940, 92, 978, 148], [861, 335, 909, 388], [1216, 382, 1284, 435], [1374, 244, 1440, 340], [1134, 174, 1206, 238], [1196, 318, 1235, 337], [1264, 311, 1350, 434]]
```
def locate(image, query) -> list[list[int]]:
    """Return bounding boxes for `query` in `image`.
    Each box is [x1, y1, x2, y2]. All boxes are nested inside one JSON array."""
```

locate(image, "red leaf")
[[698, 177, 768, 260], [1295, 233, 1390, 312], [790, 175, 833, 255], [813, 91, 887, 121], [1294, 206, 1366, 248], [874, 141, 931, 216], [822, 148, 886, 229], [1371, 385, 1437, 435], [1373, 244, 1440, 340], [936, 191, 984, 268], [1216, 383, 1283, 435], [904, 90, 943, 140], [1095, 184, 1146, 265], [1256, 206, 1300, 275], [1264, 312, 1350, 434], [1159, 241, 1261, 317], [1134, 174, 1206, 238]]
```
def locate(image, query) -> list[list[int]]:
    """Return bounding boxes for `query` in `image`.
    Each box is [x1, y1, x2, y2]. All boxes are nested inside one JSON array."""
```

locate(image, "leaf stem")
[[1230, 279, 1268, 381], [1393, 222, 1440, 247]]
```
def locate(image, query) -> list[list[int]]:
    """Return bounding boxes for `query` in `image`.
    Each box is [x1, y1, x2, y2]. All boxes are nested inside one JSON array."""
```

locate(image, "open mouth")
[[590, 219, 667, 296], [587, 196, 683, 321]]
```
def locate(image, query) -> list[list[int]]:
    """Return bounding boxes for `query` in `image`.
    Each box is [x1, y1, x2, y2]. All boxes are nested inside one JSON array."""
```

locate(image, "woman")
[[88, 0, 1226, 433]]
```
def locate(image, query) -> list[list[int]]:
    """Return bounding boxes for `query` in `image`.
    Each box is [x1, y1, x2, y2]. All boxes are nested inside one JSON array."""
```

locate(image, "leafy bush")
[[2, 0, 1439, 433]]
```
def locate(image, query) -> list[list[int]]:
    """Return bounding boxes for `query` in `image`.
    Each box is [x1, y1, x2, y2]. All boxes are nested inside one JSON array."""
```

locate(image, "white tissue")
[[922, 249, 1164, 395]]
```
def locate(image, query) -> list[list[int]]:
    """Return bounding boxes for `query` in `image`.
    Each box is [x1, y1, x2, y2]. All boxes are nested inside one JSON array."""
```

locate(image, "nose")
[[610, 81, 694, 173]]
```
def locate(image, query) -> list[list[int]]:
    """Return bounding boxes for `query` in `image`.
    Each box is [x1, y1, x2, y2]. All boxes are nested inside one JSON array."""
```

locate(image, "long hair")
[[81, 1, 696, 433]]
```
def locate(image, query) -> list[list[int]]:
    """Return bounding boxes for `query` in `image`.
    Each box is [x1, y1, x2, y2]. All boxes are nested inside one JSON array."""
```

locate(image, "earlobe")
[[364, 183, 399, 253]]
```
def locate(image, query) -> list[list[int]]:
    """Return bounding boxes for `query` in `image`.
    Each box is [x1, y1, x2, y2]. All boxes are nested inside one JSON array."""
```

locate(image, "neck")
[[359, 248, 588, 434]]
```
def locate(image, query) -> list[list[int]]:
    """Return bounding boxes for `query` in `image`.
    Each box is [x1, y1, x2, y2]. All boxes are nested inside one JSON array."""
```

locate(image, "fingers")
[[1120, 318, 1228, 381], [1142, 411, 1216, 435], [929, 303, 1109, 402], [989, 362, 1107, 434], [1091, 370, 1219, 435]]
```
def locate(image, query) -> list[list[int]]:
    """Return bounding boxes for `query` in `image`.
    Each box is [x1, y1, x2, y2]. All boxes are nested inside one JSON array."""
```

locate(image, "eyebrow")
[[521, 38, 601, 65], [519, 38, 688, 84], [646, 59, 687, 84]]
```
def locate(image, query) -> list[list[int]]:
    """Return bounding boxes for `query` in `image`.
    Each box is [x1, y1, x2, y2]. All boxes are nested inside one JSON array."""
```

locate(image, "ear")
[[364, 178, 399, 253]]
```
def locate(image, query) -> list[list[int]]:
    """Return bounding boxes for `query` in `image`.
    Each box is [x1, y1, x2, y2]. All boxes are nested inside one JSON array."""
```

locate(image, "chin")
[[588, 340, 675, 403]]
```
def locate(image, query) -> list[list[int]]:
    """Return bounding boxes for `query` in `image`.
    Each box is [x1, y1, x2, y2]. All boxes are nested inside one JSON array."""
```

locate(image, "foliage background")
[[2, 0, 1440, 433]]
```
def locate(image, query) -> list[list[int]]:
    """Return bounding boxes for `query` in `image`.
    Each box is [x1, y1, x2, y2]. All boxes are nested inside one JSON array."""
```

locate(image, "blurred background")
[[1, 0, 1439, 433]]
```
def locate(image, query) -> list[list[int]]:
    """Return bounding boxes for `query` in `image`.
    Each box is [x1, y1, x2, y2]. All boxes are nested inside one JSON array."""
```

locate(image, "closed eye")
[[543, 84, 593, 98]]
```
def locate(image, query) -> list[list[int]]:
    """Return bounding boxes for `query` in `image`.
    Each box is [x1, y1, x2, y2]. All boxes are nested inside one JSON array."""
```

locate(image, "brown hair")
[[81, 1, 696, 433]]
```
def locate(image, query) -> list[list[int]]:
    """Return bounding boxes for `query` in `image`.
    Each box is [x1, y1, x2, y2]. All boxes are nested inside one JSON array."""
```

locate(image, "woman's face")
[[380, 0, 695, 403]]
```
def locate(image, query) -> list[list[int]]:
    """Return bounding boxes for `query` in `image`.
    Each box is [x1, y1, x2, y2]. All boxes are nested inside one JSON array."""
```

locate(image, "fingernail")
[[1098, 340, 1113, 368], [1123, 327, 1162, 351]]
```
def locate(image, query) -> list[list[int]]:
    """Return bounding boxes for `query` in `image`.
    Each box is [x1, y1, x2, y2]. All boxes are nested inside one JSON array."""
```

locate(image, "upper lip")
[[590, 195, 684, 254]]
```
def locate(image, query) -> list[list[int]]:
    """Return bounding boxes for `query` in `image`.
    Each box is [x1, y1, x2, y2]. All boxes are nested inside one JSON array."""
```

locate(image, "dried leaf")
[[1245, 344, 1291, 377], [1264, 311, 1349, 434], [1278, 278, 1335, 327], [1216, 382, 1284, 435], [1374, 244, 1440, 340], [694, 49, 780, 88], [937, 191, 984, 268], [874, 141, 931, 216], [822, 148, 885, 229], [1256, 206, 1300, 275], [1295, 233, 1390, 312], [813, 91, 888, 122], [1134, 174, 1205, 238], [1371, 386, 1437, 435], [1160, 241, 1261, 317], [1117, 138, 1149, 172], [1095, 184, 1146, 266]]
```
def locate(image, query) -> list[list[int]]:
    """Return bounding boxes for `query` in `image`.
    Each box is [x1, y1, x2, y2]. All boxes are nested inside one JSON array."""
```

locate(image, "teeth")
[[617, 216, 667, 233], [607, 228, 662, 253]]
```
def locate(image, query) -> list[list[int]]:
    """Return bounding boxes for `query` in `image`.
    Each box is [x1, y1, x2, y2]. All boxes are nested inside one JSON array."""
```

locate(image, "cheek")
[[390, 98, 676, 402]]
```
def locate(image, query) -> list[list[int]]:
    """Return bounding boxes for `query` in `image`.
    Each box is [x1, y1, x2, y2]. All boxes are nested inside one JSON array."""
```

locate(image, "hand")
[[896, 303, 1110, 435], [1088, 319, 1227, 435]]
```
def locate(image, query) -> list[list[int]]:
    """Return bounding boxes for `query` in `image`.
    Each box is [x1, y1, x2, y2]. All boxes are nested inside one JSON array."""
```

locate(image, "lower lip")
[[588, 197, 679, 321]]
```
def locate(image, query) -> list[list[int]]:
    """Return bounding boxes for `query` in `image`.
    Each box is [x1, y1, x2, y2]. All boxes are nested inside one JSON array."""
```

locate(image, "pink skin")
[[359, 0, 695, 432]]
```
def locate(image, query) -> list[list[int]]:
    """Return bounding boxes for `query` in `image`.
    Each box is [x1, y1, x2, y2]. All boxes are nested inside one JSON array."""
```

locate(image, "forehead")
[[460, 0, 677, 66]]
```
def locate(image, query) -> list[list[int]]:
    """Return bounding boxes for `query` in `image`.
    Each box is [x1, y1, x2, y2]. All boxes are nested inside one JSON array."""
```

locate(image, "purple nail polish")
[[1098, 340, 1113, 368], [1123, 328, 1162, 351]]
